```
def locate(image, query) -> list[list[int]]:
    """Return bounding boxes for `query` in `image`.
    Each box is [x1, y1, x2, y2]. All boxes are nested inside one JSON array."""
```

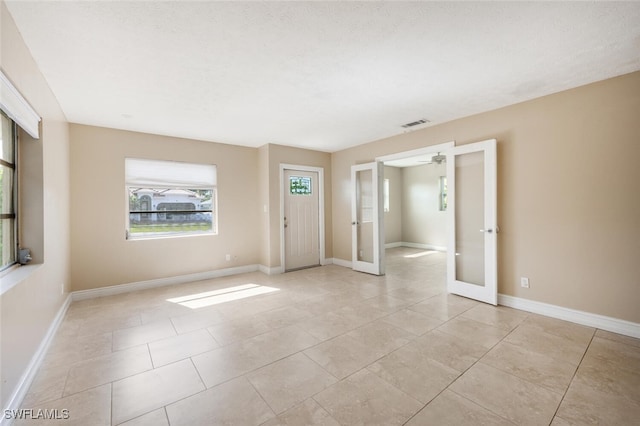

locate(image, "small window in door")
[[289, 176, 312, 195]]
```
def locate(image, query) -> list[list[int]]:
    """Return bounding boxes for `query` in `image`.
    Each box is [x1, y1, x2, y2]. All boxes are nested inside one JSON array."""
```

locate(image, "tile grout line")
[[402, 315, 533, 425], [548, 328, 597, 423], [188, 357, 208, 392], [62, 347, 155, 399], [442, 315, 593, 425], [113, 358, 207, 425], [110, 383, 114, 426], [243, 374, 278, 421], [162, 407, 170, 426], [147, 343, 156, 369]]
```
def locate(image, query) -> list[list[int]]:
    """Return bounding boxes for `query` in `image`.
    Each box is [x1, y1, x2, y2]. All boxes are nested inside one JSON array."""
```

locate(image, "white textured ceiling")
[[5, 1, 640, 152]]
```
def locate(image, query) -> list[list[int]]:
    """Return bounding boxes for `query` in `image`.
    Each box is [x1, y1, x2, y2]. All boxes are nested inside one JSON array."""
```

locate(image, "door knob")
[[480, 229, 493, 233]]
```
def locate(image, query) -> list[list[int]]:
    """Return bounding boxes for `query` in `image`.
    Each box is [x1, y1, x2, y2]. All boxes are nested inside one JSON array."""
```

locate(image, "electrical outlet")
[[521, 277, 530, 288], [225, 254, 231, 261]]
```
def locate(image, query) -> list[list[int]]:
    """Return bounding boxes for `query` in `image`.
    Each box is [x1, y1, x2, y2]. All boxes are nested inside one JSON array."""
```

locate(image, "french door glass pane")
[[454, 151, 485, 286], [356, 169, 374, 263]]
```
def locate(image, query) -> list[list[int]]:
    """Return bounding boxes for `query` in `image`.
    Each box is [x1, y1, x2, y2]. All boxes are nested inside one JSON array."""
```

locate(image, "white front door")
[[446, 139, 498, 305], [351, 162, 385, 275], [284, 169, 320, 271]]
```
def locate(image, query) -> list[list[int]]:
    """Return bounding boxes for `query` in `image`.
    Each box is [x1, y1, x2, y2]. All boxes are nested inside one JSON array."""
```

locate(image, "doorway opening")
[[375, 139, 498, 305], [377, 142, 454, 271]]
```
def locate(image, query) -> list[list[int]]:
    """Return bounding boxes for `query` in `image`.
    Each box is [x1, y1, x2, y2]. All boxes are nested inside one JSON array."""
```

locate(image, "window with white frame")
[[0, 70, 41, 274], [125, 158, 217, 239], [383, 178, 390, 213], [439, 176, 447, 211], [0, 112, 17, 270]]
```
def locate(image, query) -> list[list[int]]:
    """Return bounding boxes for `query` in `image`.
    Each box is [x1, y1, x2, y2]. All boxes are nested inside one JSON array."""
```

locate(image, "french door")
[[446, 139, 498, 305], [351, 162, 385, 275]]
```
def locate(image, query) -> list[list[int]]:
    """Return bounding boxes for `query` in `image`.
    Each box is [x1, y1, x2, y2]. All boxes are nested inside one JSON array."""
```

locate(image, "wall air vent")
[[401, 119, 430, 128]]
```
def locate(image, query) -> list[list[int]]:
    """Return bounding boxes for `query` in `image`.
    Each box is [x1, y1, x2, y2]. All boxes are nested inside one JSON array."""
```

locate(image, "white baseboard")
[[332, 258, 352, 268], [259, 264, 284, 275], [72, 264, 260, 301], [2, 294, 72, 426], [385, 241, 447, 251], [384, 242, 403, 249], [499, 294, 640, 339], [260, 259, 333, 275]]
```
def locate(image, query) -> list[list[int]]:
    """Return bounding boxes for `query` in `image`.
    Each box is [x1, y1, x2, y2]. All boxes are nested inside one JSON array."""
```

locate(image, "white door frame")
[[351, 162, 385, 275], [376, 141, 455, 164], [374, 141, 455, 251], [446, 139, 498, 305], [280, 164, 326, 272]]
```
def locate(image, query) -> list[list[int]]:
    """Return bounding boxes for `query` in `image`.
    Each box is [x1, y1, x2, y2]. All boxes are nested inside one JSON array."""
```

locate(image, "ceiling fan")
[[419, 152, 446, 165]]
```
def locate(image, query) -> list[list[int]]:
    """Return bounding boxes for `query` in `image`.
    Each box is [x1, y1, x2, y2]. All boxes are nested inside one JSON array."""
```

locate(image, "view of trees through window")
[[289, 176, 312, 195]]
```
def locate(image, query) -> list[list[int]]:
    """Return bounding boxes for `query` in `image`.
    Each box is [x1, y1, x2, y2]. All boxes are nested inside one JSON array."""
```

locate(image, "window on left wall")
[[0, 112, 18, 270], [125, 158, 217, 239]]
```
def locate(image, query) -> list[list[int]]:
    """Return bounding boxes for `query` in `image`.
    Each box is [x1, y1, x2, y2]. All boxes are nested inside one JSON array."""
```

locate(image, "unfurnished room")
[[1, 1, 639, 425]]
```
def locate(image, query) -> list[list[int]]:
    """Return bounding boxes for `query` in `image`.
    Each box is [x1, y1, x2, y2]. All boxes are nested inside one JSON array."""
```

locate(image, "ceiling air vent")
[[401, 119, 430, 129]]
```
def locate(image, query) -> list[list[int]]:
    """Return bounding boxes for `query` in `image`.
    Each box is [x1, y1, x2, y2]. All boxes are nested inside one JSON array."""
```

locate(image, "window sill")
[[0, 263, 44, 296], [126, 231, 217, 241]]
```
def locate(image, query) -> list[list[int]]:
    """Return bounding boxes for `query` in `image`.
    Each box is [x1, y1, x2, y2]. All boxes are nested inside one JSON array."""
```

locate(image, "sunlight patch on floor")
[[403, 250, 438, 259], [167, 283, 280, 309]]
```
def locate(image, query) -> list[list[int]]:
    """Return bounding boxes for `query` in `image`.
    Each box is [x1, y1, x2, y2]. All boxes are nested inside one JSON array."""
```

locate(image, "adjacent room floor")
[[18, 248, 640, 425]]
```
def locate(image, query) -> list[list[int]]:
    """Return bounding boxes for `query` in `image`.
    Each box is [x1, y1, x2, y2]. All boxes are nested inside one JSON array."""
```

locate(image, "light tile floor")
[[17, 248, 640, 425]]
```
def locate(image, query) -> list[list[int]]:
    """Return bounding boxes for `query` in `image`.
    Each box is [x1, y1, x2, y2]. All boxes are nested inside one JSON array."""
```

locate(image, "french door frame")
[[374, 139, 497, 305], [351, 162, 385, 275], [446, 139, 498, 305]]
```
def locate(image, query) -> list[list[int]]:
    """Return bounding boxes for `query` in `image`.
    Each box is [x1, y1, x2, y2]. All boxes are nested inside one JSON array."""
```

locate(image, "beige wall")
[[401, 163, 447, 248], [68, 133, 332, 286], [332, 71, 640, 324], [69, 124, 261, 290], [258, 145, 270, 267], [1, 1, 71, 409], [383, 166, 402, 244], [264, 144, 332, 268]]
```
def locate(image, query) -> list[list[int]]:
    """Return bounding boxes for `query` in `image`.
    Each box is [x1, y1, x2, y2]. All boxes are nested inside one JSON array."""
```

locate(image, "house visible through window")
[[125, 158, 217, 239], [0, 111, 17, 270]]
